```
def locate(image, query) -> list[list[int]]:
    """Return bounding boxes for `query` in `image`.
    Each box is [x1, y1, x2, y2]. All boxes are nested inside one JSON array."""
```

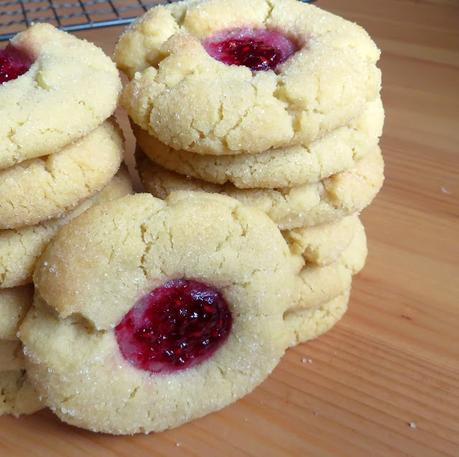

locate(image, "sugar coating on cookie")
[[0, 24, 121, 170], [116, 0, 381, 155], [283, 215, 362, 267], [0, 286, 33, 340], [138, 146, 385, 230], [0, 168, 132, 289], [22, 192, 300, 434], [284, 289, 350, 347], [0, 370, 42, 416], [0, 121, 124, 230], [135, 98, 384, 189]]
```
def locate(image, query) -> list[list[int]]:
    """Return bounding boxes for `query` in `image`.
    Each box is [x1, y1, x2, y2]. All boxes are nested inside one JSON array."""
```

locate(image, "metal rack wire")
[[0, 0, 315, 42]]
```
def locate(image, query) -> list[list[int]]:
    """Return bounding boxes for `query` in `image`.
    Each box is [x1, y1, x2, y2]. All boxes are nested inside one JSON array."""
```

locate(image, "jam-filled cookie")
[[0, 121, 123, 230], [0, 169, 132, 289], [116, 0, 381, 155], [138, 146, 384, 230], [0, 24, 121, 169], [135, 98, 384, 189], [20, 192, 300, 434]]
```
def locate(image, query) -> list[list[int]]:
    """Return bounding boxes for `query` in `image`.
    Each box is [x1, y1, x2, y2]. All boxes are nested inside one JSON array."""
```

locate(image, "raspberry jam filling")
[[115, 279, 232, 374], [203, 28, 297, 71], [0, 44, 33, 84]]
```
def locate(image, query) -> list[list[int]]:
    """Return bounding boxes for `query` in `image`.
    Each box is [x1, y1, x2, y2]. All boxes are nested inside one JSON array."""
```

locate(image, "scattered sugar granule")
[[301, 357, 313, 364], [408, 421, 417, 429], [441, 186, 451, 194]]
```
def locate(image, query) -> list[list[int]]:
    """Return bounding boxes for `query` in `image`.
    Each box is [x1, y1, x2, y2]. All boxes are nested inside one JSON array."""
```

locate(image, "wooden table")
[[1, 1, 458, 455]]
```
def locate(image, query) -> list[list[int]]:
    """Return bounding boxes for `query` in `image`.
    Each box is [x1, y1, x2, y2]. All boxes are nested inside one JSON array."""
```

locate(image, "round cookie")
[[135, 98, 384, 189], [0, 340, 24, 371], [0, 168, 133, 289], [138, 146, 385, 230], [0, 286, 33, 340], [284, 215, 362, 267], [21, 192, 299, 434], [116, 0, 381, 155], [0, 23, 121, 170], [0, 370, 42, 416], [0, 121, 124, 230], [284, 289, 350, 348], [293, 220, 367, 311]]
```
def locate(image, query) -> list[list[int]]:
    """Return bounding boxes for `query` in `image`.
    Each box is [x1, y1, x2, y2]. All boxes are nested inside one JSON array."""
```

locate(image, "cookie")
[[284, 289, 350, 347], [134, 98, 384, 189], [0, 340, 24, 371], [116, 0, 381, 155], [21, 192, 299, 434], [0, 121, 124, 230], [0, 370, 42, 416], [0, 24, 121, 170], [284, 215, 362, 267], [293, 220, 367, 311], [0, 286, 33, 340], [0, 168, 133, 289], [138, 146, 384, 230]]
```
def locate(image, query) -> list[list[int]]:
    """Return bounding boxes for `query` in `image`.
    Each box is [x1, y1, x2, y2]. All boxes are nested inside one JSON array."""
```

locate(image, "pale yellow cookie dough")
[[0, 286, 33, 340], [0, 370, 42, 416], [117, 0, 381, 155], [0, 340, 25, 371], [135, 98, 384, 189], [292, 220, 367, 311], [138, 146, 384, 230], [284, 289, 350, 347], [0, 168, 132, 288], [22, 192, 300, 434], [284, 215, 362, 267], [0, 121, 124, 230], [0, 24, 121, 170]]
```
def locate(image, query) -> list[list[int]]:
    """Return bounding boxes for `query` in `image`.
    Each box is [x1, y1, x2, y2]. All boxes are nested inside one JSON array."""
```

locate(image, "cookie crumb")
[[301, 357, 312, 364], [441, 186, 451, 194], [408, 421, 417, 429]]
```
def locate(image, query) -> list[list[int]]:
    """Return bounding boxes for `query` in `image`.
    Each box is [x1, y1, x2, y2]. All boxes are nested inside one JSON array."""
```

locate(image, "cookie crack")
[[263, 0, 275, 23], [137, 208, 164, 279], [139, 222, 152, 279]]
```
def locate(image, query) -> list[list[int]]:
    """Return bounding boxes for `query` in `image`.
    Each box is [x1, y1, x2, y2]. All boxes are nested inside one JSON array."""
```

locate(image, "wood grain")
[[1, 1, 458, 455]]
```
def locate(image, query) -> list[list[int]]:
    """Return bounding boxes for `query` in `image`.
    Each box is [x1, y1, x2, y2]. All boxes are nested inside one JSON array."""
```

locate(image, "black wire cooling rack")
[[0, 0, 315, 42]]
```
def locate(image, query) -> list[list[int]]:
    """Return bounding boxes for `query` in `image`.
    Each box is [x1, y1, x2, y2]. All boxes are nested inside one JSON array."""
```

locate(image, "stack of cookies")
[[0, 24, 130, 415], [115, 0, 384, 346], [4, 0, 385, 433]]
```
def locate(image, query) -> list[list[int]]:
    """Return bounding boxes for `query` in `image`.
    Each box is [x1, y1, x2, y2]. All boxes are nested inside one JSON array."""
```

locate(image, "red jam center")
[[203, 28, 297, 71], [0, 44, 33, 84], [115, 279, 232, 374]]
